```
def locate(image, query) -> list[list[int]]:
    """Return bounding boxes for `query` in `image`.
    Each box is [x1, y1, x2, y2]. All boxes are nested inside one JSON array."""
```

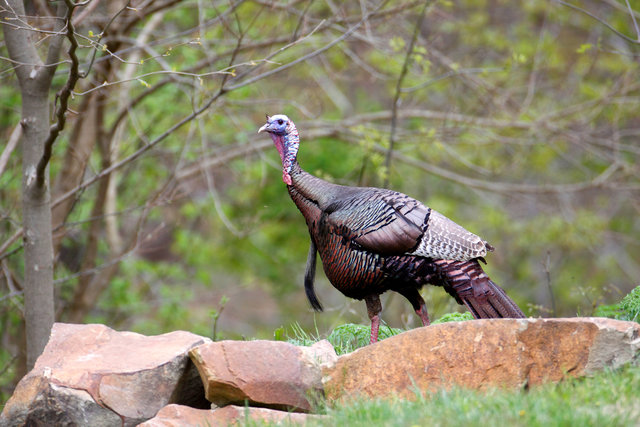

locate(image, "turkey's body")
[[289, 164, 429, 300], [259, 115, 525, 343]]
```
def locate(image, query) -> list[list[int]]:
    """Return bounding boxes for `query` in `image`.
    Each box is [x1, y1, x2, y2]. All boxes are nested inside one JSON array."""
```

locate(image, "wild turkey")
[[258, 114, 525, 343]]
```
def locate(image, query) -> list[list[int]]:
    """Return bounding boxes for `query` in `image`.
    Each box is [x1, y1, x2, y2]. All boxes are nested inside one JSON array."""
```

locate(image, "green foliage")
[[594, 286, 640, 323], [593, 303, 623, 320], [432, 311, 474, 324], [327, 323, 403, 355], [275, 322, 320, 347], [620, 287, 640, 322]]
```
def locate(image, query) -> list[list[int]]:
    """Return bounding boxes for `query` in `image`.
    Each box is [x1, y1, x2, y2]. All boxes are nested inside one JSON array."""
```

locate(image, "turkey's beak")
[[258, 123, 270, 134]]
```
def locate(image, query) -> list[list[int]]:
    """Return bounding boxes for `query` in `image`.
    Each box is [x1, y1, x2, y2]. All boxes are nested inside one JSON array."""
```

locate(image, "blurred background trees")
[[1, 0, 638, 400]]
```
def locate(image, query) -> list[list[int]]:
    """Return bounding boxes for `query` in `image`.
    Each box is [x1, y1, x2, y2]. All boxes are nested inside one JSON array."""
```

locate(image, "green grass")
[[274, 312, 475, 356], [314, 364, 640, 426], [241, 364, 640, 426]]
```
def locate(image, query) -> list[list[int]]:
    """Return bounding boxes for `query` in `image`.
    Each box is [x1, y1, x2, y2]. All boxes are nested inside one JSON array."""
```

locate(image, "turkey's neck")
[[288, 162, 340, 209]]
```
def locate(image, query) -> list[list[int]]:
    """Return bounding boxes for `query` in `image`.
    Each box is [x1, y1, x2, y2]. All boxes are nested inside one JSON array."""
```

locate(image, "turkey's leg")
[[398, 288, 430, 326], [364, 294, 382, 344], [416, 304, 430, 326]]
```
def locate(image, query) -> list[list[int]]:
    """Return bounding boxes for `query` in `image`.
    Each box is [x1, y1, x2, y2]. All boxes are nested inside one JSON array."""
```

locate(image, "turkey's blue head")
[[258, 114, 299, 186]]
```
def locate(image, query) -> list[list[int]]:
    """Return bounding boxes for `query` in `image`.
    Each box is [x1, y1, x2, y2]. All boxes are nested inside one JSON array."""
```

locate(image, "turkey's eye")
[[277, 119, 284, 125]]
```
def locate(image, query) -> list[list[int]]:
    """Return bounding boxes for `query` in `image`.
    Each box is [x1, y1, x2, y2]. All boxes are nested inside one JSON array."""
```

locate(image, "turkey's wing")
[[324, 190, 428, 255]]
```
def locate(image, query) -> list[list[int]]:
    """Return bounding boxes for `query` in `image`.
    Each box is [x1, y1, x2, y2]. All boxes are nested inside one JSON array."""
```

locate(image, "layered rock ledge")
[[323, 317, 640, 402], [2, 318, 638, 426]]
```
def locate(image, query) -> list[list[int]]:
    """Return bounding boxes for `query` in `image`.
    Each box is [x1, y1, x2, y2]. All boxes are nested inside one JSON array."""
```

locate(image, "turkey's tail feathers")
[[305, 239, 323, 311], [435, 259, 525, 319]]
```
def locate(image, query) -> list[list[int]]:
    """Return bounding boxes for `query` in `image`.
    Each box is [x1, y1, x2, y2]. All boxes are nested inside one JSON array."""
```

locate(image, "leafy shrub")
[[593, 286, 640, 323], [620, 287, 640, 322], [432, 312, 474, 324]]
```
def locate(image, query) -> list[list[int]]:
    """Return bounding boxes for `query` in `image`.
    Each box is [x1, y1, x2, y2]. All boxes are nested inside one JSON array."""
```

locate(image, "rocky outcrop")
[[2, 318, 638, 426], [138, 404, 325, 426], [323, 317, 640, 402], [189, 339, 337, 412], [1, 323, 210, 426]]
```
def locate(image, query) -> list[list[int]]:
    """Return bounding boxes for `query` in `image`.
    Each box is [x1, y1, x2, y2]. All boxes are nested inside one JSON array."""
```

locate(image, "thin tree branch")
[[0, 0, 44, 83], [384, 0, 429, 187], [226, 0, 390, 91], [79, 0, 132, 79], [354, 136, 639, 194], [71, 0, 101, 26], [401, 67, 504, 93], [625, 0, 640, 41], [36, 0, 80, 188], [553, 0, 640, 44], [43, 2, 69, 77], [0, 124, 21, 179], [52, 91, 223, 214]]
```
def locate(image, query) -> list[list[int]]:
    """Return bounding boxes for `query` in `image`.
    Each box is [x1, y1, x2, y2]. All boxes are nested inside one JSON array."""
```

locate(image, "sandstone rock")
[[139, 404, 324, 426], [1, 323, 211, 427], [323, 317, 640, 402], [190, 339, 337, 412], [137, 404, 212, 427]]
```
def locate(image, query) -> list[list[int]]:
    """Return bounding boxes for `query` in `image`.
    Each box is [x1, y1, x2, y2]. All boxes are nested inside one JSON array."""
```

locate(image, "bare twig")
[[79, 0, 132, 79], [384, 0, 429, 187], [36, 0, 81, 188], [0, 125, 21, 178], [71, 0, 101, 26], [229, 18, 327, 85], [52, 92, 223, 215], [401, 67, 504, 93], [356, 138, 637, 194], [625, 0, 640, 41], [553, 0, 640, 44], [543, 251, 557, 317], [226, 0, 390, 91]]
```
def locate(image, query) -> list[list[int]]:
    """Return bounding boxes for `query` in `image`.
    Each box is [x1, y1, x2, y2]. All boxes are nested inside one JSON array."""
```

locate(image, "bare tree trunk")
[[1, 1, 66, 369], [21, 95, 56, 370]]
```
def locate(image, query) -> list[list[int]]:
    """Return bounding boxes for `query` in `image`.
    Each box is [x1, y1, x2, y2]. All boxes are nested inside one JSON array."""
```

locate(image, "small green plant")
[[432, 311, 473, 324], [594, 286, 640, 323], [620, 286, 640, 322], [210, 295, 229, 341], [327, 323, 403, 355], [273, 322, 319, 346]]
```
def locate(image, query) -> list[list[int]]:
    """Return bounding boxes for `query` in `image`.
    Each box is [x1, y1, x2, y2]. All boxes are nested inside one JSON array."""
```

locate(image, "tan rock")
[[323, 317, 640, 402], [190, 339, 337, 412], [1, 323, 210, 426], [139, 404, 325, 426], [137, 404, 212, 427]]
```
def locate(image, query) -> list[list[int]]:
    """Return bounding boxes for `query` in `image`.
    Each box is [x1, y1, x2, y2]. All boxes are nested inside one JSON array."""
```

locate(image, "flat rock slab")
[[139, 404, 325, 426], [1, 323, 210, 426], [190, 339, 337, 412], [323, 317, 640, 402]]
